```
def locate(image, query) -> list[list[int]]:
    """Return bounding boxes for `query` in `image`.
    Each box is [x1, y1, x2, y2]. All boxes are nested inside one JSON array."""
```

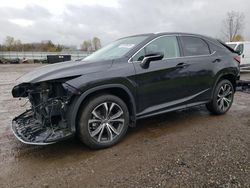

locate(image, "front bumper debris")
[[12, 109, 73, 145], [236, 80, 250, 94]]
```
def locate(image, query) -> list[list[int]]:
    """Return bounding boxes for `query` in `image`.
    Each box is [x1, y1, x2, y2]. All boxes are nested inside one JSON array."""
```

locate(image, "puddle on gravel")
[[125, 106, 211, 140]]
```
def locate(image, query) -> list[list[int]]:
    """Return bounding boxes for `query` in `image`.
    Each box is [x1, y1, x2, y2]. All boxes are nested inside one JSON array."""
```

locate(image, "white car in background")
[[226, 41, 250, 69]]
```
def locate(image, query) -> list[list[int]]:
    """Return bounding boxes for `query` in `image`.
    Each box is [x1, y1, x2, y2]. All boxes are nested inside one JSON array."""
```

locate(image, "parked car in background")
[[12, 32, 240, 149], [226, 41, 250, 67]]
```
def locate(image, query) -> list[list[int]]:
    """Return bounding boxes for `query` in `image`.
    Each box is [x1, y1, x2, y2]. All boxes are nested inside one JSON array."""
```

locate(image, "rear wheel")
[[206, 79, 234, 115], [78, 94, 129, 149]]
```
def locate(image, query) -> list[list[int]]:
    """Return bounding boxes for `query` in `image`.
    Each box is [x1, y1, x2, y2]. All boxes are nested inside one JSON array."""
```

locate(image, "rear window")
[[180, 36, 210, 56]]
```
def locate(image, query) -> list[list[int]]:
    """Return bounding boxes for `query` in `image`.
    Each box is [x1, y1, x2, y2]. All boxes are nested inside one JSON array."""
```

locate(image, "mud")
[[0, 64, 249, 188]]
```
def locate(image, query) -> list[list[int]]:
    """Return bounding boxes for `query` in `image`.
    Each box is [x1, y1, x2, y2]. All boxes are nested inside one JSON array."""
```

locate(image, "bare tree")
[[222, 11, 245, 42], [81, 40, 92, 52], [4, 36, 15, 50], [92, 37, 101, 51]]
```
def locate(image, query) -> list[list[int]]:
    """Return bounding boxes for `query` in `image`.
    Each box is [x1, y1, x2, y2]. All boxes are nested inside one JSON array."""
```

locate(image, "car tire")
[[206, 79, 234, 115], [78, 94, 129, 149]]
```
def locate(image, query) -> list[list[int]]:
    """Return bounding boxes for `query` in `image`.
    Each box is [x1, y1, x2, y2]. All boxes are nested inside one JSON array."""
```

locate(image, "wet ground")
[[0, 64, 249, 188]]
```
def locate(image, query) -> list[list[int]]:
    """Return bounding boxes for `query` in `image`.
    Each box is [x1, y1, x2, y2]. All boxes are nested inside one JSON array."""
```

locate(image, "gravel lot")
[[0, 64, 249, 188]]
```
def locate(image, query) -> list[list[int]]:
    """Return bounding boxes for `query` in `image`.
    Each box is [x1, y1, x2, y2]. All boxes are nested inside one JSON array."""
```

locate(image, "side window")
[[235, 44, 244, 55], [180, 36, 210, 56], [132, 36, 180, 61]]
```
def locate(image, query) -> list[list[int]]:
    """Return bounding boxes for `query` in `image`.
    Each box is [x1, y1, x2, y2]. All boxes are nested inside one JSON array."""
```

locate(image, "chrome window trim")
[[128, 34, 176, 63], [131, 51, 216, 64], [128, 34, 216, 63]]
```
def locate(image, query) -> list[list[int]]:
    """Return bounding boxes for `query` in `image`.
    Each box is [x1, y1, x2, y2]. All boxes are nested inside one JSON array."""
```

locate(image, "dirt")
[[0, 64, 249, 188]]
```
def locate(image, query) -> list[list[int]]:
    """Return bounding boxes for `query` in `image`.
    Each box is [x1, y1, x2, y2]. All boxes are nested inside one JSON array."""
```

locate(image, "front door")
[[131, 35, 191, 116]]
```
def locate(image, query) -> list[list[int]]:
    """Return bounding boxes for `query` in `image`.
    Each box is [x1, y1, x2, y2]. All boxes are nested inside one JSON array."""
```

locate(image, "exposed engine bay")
[[12, 81, 77, 144]]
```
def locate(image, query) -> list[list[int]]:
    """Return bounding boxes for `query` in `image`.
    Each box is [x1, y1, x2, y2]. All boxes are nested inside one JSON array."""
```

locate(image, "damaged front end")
[[12, 81, 80, 145]]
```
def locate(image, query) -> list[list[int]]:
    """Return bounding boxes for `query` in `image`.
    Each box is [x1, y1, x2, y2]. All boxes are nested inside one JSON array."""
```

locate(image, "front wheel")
[[206, 79, 234, 115], [78, 94, 129, 149]]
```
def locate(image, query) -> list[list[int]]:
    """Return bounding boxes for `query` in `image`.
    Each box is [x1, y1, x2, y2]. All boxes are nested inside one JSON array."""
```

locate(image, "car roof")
[[120, 32, 231, 54], [126, 32, 210, 37], [226, 41, 250, 44], [122, 32, 217, 43]]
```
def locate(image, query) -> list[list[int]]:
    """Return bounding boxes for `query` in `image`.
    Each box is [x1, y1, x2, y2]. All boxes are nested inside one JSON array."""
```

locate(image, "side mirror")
[[140, 52, 164, 69]]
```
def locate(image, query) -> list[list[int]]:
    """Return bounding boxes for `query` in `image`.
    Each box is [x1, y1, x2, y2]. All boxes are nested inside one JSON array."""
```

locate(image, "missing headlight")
[[12, 81, 75, 144]]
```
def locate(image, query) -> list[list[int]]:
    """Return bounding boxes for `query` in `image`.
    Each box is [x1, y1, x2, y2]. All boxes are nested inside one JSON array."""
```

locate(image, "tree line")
[[0, 36, 102, 52], [0, 10, 245, 53], [0, 36, 64, 52]]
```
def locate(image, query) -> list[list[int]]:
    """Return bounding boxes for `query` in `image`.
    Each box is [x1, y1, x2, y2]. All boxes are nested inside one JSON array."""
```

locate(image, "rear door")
[[178, 36, 218, 102]]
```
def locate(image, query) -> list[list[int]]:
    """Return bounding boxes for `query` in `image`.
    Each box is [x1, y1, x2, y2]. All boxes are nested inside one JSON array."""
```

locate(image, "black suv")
[[12, 32, 240, 149]]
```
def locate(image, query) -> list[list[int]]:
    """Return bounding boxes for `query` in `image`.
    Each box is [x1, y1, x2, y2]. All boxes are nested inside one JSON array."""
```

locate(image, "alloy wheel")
[[216, 83, 233, 112], [88, 102, 125, 143]]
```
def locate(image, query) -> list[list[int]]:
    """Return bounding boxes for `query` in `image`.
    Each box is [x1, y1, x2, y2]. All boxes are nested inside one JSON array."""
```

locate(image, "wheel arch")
[[218, 74, 237, 89], [212, 71, 238, 98], [68, 84, 137, 132]]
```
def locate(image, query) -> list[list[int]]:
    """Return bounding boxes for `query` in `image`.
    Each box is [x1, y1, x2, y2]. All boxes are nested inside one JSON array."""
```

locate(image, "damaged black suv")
[[12, 32, 240, 149]]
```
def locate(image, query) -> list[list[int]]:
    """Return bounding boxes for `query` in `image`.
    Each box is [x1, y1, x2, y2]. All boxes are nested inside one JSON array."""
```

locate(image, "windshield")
[[83, 36, 148, 61], [227, 43, 237, 50]]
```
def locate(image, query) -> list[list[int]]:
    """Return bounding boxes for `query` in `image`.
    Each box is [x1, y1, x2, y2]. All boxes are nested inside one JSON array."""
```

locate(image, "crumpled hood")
[[17, 60, 113, 83]]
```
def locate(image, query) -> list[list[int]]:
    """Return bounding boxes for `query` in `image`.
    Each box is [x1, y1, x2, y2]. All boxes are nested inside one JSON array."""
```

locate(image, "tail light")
[[234, 56, 241, 64]]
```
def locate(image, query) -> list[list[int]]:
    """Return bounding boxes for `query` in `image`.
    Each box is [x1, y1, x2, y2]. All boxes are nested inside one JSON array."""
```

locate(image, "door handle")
[[176, 62, 188, 68], [212, 58, 221, 63]]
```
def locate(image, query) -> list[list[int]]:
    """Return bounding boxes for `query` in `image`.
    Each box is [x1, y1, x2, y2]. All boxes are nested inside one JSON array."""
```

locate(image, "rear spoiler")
[[217, 40, 239, 54]]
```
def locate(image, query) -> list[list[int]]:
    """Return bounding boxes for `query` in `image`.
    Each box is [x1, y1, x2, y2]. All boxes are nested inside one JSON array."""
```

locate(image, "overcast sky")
[[0, 0, 249, 47]]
